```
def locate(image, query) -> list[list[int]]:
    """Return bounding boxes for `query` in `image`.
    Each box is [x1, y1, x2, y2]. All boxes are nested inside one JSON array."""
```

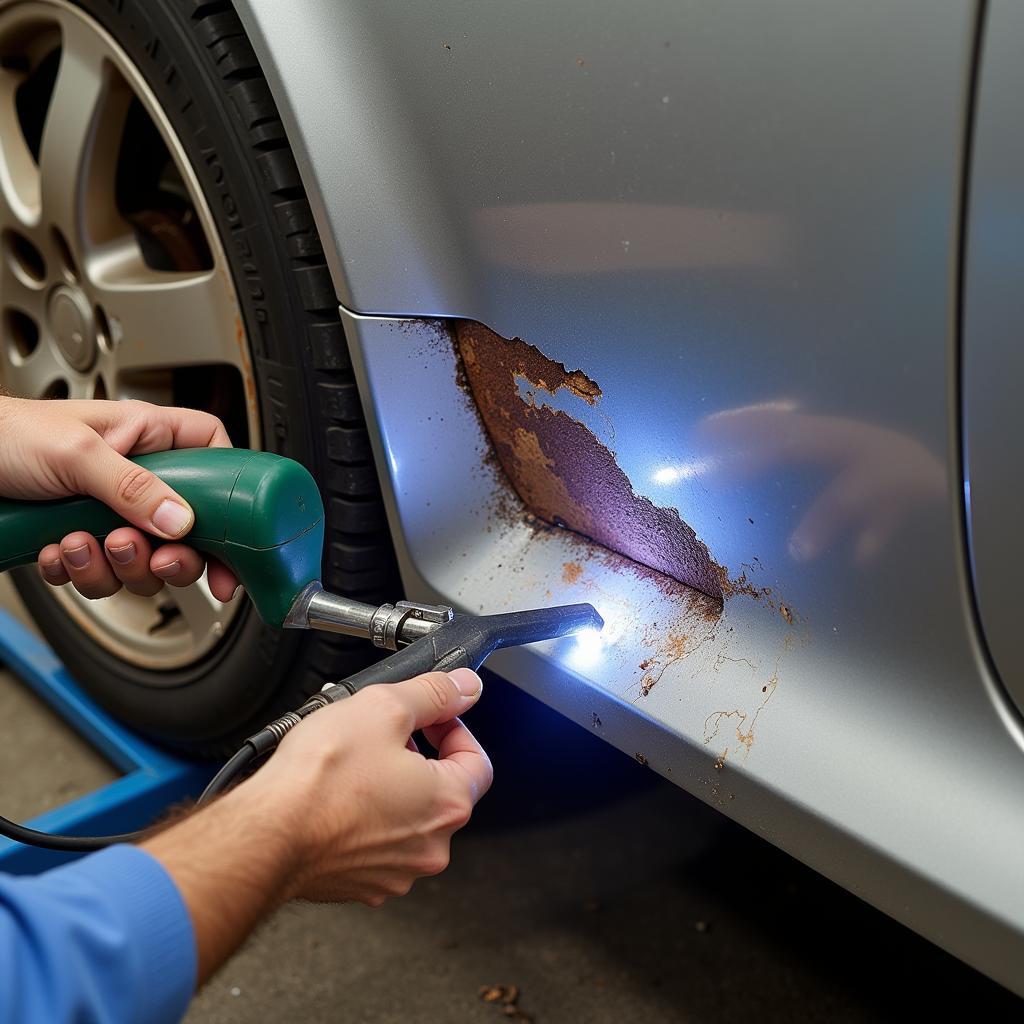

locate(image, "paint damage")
[[455, 322, 723, 602], [445, 320, 799, 768]]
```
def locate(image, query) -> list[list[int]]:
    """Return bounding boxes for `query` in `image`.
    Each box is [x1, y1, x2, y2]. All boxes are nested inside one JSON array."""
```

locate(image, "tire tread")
[[13, 0, 404, 755]]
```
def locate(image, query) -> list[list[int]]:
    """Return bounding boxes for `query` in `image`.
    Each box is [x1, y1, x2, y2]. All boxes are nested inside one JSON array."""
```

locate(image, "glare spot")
[[651, 458, 715, 486], [568, 627, 605, 669]]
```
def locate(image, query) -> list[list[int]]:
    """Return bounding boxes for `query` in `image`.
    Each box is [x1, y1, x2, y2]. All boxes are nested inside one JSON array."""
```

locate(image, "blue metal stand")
[[0, 610, 214, 875]]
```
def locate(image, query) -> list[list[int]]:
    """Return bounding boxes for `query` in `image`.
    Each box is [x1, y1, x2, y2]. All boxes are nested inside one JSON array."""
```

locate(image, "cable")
[[0, 745, 257, 853], [0, 815, 143, 852], [196, 695, 332, 807], [0, 746, 256, 853], [196, 745, 256, 805], [0, 693, 332, 852]]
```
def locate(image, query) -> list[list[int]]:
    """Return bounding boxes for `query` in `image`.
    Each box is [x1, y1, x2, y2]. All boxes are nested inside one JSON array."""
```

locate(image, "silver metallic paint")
[[236, 0, 1024, 992]]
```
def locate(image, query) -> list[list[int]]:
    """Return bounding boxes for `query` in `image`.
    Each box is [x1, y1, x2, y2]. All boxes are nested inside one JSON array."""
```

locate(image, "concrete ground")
[[0, 581, 1019, 1022]]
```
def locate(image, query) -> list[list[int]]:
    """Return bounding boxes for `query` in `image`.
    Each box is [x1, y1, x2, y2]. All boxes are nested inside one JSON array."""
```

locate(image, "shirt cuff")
[[51, 844, 197, 1023]]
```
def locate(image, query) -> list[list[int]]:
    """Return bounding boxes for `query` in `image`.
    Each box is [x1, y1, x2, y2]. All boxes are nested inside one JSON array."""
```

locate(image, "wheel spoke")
[[0, 267, 47, 322], [1, 342, 65, 398], [165, 575, 234, 646], [66, 375, 94, 400], [91, 240, 244, 372], [38, 13, 117, 251], [0, 68, 40, 225]]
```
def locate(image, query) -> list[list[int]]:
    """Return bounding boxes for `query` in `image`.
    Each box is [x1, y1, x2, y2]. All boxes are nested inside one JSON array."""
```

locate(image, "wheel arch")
[[233, 0, 473, 319]]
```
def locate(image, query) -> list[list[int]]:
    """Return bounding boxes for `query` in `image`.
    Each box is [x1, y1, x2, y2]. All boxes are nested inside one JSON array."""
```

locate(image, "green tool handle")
[[0, 448, 326, 628]]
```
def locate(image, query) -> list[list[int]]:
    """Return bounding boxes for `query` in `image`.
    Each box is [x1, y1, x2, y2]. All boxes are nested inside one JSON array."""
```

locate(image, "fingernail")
[[152, 500, 192, 538], [41, 559, 64, 581], [449, 668, 482, 698], [153, 560, 181, 579], [107, 542, 136, 565], [62, 544, 90, 570]]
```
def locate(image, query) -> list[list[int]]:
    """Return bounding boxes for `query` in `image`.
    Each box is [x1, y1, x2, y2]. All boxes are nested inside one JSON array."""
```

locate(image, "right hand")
[[249, 668, 492, 906]]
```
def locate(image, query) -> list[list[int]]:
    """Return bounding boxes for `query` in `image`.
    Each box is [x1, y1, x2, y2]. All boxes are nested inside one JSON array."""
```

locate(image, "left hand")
[[0, 396, 239, 601]]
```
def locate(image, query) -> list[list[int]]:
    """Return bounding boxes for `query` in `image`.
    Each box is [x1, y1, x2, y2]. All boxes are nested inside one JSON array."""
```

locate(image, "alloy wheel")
[[0, 0, 260, 672]]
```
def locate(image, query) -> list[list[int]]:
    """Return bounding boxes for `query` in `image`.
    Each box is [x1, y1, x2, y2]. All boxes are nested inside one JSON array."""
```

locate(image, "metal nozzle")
[[322, 601, 604, 698], [283, 582, 454, 650]]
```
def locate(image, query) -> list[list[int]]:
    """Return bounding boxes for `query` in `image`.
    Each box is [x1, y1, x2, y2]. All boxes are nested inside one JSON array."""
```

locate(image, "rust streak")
[[702, 667, 779, 757]]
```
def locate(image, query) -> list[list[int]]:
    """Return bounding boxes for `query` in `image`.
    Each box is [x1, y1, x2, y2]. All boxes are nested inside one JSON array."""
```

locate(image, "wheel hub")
[[47, 284, 96, 371]]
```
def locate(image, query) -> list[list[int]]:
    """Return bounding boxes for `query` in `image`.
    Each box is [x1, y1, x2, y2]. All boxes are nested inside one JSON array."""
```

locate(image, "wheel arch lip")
[[233, 0, 472, 318]]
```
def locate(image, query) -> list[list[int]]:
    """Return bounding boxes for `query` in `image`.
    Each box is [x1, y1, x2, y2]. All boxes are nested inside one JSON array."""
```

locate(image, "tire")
[[12, 0, 401, 755]]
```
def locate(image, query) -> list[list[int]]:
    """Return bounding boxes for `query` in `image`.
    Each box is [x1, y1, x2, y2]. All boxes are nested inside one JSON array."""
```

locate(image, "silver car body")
[[235, 0, 1024, 992]]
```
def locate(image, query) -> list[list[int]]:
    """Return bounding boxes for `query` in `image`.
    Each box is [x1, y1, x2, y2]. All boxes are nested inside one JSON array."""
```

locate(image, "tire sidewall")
[[15, 0, 316, 747]]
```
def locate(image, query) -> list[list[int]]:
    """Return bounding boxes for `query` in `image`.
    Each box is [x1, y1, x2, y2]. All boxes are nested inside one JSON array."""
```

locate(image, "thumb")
[[83, 441, 194, 539], [388, 669, 483, 734]]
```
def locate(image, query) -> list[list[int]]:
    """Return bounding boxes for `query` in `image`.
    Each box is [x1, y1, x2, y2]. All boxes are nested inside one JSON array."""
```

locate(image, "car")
[[1, 0, 1022, 997]]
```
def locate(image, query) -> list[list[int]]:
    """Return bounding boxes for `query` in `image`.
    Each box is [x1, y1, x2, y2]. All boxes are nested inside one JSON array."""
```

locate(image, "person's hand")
[[247, 668, 492, 906], [142, 669, 491, 983], [0, 396, 238, 601]]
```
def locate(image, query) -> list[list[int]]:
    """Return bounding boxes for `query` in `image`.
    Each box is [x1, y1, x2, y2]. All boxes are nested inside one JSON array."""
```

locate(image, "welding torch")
[[0, 448, 602, 852]]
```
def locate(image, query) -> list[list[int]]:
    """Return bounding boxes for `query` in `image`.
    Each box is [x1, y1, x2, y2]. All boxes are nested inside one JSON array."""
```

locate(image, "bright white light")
[[575, 626, 604, 651], [567, 627, 606, 670], [651, 458, 715, 486], [561, 602, 629, 673]]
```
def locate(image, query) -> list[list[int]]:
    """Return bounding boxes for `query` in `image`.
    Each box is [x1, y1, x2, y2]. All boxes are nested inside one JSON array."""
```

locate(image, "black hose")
[[196, 745, 256, 805], [0, 745, 255, 853], [0, 815, 144, 852], [0, 698, 314, 853]]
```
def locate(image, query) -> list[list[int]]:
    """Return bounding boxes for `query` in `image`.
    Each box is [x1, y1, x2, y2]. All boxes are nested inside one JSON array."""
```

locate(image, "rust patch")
[[715, 564, 764, 601], [716, 561, 800, 625], [562, 560, 584, 584], [497, 330, 602, 405], [456, 322, 722, 601]]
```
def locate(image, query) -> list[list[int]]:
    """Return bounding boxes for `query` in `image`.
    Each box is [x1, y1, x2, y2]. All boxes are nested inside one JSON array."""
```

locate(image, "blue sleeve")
[[0, 845, 196, 1024]]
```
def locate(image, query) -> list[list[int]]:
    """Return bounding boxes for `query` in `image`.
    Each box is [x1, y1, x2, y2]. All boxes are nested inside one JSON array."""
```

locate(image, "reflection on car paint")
[[691, 402, 946, 566], [471, 203, 790, 275]]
